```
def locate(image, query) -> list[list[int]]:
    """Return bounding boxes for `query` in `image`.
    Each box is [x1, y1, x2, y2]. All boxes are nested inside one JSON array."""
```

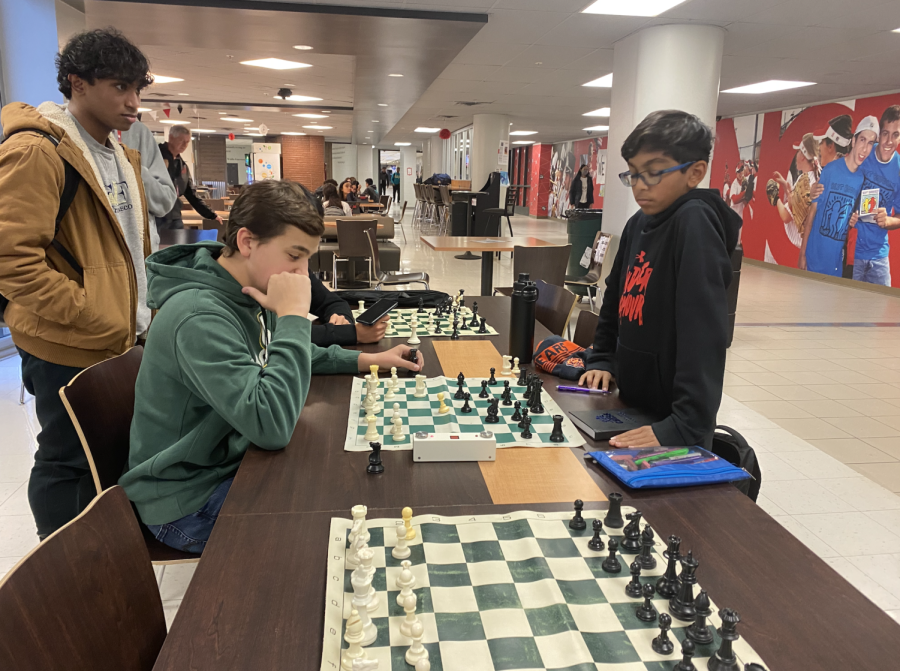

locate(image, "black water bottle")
[[509, 273, 538, 364]]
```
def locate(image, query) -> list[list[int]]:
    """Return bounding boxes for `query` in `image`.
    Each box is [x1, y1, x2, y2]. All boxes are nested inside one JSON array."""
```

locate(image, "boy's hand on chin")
[[609, 426, 660, 448], [242, 272, 312, 318]]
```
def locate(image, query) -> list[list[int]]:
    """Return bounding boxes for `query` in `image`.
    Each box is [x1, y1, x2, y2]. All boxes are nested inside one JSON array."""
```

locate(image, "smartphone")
[[356, 298, 398, 325]]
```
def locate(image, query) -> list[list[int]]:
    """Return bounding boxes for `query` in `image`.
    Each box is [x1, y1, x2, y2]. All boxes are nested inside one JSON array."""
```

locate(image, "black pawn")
[[460, 393, 473, 414], [530, 380, 545, 414], [638, 525, 657, 570], [366, 442, 384, 475], [478, 317, 488, 334], [656, 535, 681, 599], [588, 519, 605, 551], [674, 638, 696, 671], [520, 415, 533, 439], [518, 408, 530, 429], [511, 401, 522, 422], [488, 368, 497, 385], [479, 380, 490, 398], [569, 499, 587, 530], [455, 372, 466, 399], [625, 560, 643, 598], [636, 582, 657, 623], [549, 415, 565, 443], [652, 613, 675, 656], [485, 398, 500, 424], [604, 492, 624, 528], [602, 538, 622, 574], [621, 510, 643, 553], [517, 367, 528, 387], [434, 321, 442, 334], [708, 609, 741, 671], [669, 550, 699, 622], [685, 589, 714, 646], [450, 323, 459, 340], [417, 298, 425, 313], [501, 381, 512, 405]]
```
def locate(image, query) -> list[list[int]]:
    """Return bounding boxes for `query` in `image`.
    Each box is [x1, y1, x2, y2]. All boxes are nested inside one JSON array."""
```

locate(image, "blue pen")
[[557, 385, 611, 395]]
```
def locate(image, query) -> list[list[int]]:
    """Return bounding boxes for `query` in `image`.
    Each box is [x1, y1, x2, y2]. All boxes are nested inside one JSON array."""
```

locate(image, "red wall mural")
[[528, 137, 607, 218]]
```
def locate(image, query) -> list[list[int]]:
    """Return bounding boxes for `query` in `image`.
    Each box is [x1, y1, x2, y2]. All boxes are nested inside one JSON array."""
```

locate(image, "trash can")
[[564, 208, 603, 279]]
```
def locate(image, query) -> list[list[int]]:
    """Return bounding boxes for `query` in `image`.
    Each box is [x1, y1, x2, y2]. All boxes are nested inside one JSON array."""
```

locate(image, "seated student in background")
[[579, 110, 741, 450], [308, 271, 388, 346], [341, 178, 360, 213], [322, 183, 352, 217], [360, 178, 379, 202], [119, 180, 422, 553]]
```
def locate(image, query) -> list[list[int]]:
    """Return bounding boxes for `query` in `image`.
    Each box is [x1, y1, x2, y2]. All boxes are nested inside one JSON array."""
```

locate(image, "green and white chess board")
[[351, 307, 499, 339], [321, 507, 769, 671], [345, 375, 584, 452]]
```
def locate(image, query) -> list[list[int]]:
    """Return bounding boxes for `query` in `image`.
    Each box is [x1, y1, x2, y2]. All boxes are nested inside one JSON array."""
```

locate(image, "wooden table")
[[420, 236, 555, 295], [157, 228, 217, 249], [154, 297, 900, 670], [182, 211, 229, 229], [357, 202, 384, 210]]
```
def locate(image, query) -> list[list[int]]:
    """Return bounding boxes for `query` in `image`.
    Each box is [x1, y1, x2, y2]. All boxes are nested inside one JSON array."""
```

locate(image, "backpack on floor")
[[710, 425, 762, 502]]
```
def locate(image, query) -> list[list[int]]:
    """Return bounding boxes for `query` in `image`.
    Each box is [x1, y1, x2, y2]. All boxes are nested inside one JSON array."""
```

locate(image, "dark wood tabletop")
[[154, 297, 900, 670]]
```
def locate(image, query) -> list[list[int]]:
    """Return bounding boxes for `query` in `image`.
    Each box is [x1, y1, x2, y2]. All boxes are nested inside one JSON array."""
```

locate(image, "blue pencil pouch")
[[586, 446, 751, 490]]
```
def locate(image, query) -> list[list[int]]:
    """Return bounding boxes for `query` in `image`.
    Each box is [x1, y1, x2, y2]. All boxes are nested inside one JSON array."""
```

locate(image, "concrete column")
[[399, 145, 417, 209], [471, 114, 510, 190], [0, 0, 61, 107], [603, 23, 724, 248], [356, 144, 378, 186], [421, 139, 431, 181]]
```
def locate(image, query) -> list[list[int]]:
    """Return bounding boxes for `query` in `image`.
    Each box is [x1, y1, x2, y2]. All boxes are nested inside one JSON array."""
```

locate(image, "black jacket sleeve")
[[308, 272, 357, 347], [584, 222, 630, 376], [569, 179, 581, 205], [650, 210, 732, 447], [184, 181, 217, 220]]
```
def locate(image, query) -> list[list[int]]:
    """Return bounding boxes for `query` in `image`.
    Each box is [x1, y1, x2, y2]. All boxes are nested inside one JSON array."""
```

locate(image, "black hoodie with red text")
[[585, 189, 741, 448]]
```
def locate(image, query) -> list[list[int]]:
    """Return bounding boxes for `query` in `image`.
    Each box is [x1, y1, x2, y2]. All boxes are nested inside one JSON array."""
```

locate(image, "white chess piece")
[[405, 621, 428, 666], [391, 417, 406, 443], [399, 592, 419, 638], [352, 659, 379, 671], [428, 314, 435, 332], [512, 357, 520, 377], [415, 659, 431, 671], [349, 505, 370, 545], [501, 355, 512, 377], [342, 609, 367, 670], [350, 558, 378, 646], [384, 377, 396, 401], [413, 375, 427, 398], [392, 523, 411, 559], [391, 402, 401, 422], [356, 547, 379, 609], [364, 414, 379, 442], [395, 560, 417, 607], [346, 535, 367, 568], [407, 318, 421, 346], [437, 392, 451, 415], [390, 368, 399, 394]]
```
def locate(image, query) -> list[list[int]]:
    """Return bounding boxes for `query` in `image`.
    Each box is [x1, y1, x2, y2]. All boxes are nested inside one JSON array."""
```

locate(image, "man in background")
[[379, 166, 388, 195], [120, 119, 176, 251], [156, 124, 222, 230]]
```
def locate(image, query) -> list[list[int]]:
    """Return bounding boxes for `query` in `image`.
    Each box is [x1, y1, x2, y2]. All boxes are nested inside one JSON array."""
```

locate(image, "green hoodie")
[[119, 242, 360, 525]]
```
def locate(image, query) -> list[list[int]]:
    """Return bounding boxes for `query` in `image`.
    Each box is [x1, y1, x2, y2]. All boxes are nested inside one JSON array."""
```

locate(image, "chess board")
[[345, 376, 584, 452], [322, 507, 769, 671], [351, 307, 500, 339]]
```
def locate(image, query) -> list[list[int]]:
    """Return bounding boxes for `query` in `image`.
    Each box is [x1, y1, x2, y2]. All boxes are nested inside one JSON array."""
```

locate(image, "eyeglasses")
[[618, 161, 697, 188]]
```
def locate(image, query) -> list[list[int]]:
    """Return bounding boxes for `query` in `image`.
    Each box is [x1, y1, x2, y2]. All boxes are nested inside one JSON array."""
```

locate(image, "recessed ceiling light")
[[583, 107, 611, 117], [373, 120, 380, 123], [535, 62, 543, 65], [240, 58, 312, 70], [293, 45, 313, 50], [378, 104, 389, 107], [395, 142, 411, 146], [275, 94, 323, 102], [582, 0, 687, 16], [583, 125, 610, 131], [283, 84, 296, 87], [150, 74, 183, 84], [218, 111, 228, 115], [281, 132, 307, 135], [221, 117, 254, 123], [583, 73, 613, 87], [244, 133, 264, 137], [177, 93, 190, 96], [137, 107, 152, 112], [512, 141, 535, 145], [322, 111, 331, 113], [192, 129, 217, 133], [415, 127, 441, 133], [303, 125, 332, 129], [293, 113, 329, 119], [722, 80, 816, 94], [160, 119, 191, 125], [509, 130, 538, 136], [389, 73, 403, 77], [893, 27, 900, 32]]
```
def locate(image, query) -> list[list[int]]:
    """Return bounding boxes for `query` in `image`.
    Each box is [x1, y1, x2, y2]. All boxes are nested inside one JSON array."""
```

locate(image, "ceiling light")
[[275, 94, 323, 102], [893, 27, 900, 32], [193, 129, 217, 133], [160, 119, 191, 125], [583, 107, 611, 117], [137, 107, 152, 112], [373, 120, 380, 123], [244, 133, 264, 137], [583, 125, 610, 131], [395, 142, 411, 146], [322, 110, 331, 113], [582, 0, 687, 16], [218, 111, 228, 115], [415, 127, 441, 133], [293, 45, 313, 50], [389, 74, 403, 77], [583, 73, 613, 87], [177, 93, 190, 96], [281, 132, 307, 135], [150, 74, 183, 84], [240, 58, 312, 70], [378, 104, 388, 107], [293, 113, 328, 119], [509, 130, 537, 136], [303, 125, 332, 129], [722, 80, 816, 94], [512, 141, 535, 145], [221, 117, 253, 123]]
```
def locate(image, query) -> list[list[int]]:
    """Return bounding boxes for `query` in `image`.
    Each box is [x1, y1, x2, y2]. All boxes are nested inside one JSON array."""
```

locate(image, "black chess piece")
[[625, 560, 643, 598], [434, 321, 442, 334], [455, 373, 467, 399], [549, 415, 565, 443], [518, 408, 530, 429], [656, 535, 682, 599], [652, 613, 675, 655], [501, 381, 512, 405], [469, 311, 479, 329], [530, 380, 545, 413], [407, 349, 419, 367], [523, 375, 533, 400], [669, 550, 699, 622], [461, 393, 473, 414], [743, 665, 768, 671], [588, 519, 605, 551], [511, 401, 522, 422], [621, 511, 643, 553], [604, 492, 624, 528], [637, 525, 657, 570], [450, 322, 460, 340], [602, 538, 622, 574], [488, 368, 497, 385], [366, 442, 384, 475], [520, 415, 533, 439], [674, 637, 697, 671], [417, 298, 426, 313], [685, 590, 714, 646], [516, 367, 528, 386], [485, 398, 500, 424], [636, 582, 657, 623], [478, 317, 488, 334], [479, 380, 490, 398], [569, 500, 587, 530], [708, 609, 741, 671]]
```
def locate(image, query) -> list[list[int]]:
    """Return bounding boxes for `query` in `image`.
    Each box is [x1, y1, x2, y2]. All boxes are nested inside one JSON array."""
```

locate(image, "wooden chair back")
[[535, 279, 578, 336], [336, 219, 377, 259], [204, 198, 226, 211], [0, 486, 165, 671], [572, 309, 600, 348], [398, 201, 408, 222], [379, 194, 390, 210], [365, 227, 384, 277], [59, 346, 143, 493], [512, 244, 571, 288]]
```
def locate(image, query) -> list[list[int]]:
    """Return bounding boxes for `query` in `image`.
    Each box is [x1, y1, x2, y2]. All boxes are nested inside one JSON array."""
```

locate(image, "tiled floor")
[[2, 210, 900, 629]]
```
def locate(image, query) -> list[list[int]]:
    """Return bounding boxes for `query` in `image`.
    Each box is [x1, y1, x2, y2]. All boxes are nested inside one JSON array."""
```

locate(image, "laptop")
[[568, 408, 661, 441]]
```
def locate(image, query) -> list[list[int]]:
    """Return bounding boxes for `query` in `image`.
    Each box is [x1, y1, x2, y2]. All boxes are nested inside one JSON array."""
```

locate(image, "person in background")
[[727, 162, 748, 218], [569, 163, 595, 209], [341, 178, 360, 213], [0, 28, 153, 539], [322, 183, 351, 218], [379, 166, 388, 195], [360, 178, 379, 202], [120, 119, 177, 252], [768, 133, 821, 248], [157, 124, 223, 230], [308, 272, 388, 346], [815, 115, 853, 167], [314, 178, 338, 202], [392, 168, 401, 201]]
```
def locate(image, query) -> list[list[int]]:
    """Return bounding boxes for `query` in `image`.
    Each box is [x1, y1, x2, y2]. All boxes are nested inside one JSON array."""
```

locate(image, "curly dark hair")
[[621, 110, 713, 166], [56, 28, 153, 99]]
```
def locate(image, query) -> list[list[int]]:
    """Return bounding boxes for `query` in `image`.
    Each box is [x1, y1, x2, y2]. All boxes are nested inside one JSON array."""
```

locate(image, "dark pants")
[[392, 184, 399, 200], [18, 348, 93, 538], [156, 216, 184, 230]]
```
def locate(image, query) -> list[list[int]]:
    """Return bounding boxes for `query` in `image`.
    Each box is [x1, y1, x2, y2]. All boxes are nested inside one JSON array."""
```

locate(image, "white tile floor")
[[2, 210, 900, 629]]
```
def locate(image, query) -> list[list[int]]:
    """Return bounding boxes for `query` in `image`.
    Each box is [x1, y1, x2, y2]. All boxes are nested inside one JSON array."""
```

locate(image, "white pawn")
[[392, 402, 401, 421], [413, 374, 427, 398], [405, 621, 428, 666], [342, 609, 367, 671], [390, 368, 400, 395], [358, 300, 365, 313], [385, 377, 396, 401], [392, 523, 411, 559], [391, 417, 406, 443], [399, 592, 419, 638], [428, 314, 435, 332], [437, 392, 450, 415], [512, 357, 520, 376], [349, 505, 369, 545], [396, 559, 416, 606], [364, 414, 379, 442], [415, 659, 431, 671], [407, 318, 421, 346], [352, 659, 379, 671]]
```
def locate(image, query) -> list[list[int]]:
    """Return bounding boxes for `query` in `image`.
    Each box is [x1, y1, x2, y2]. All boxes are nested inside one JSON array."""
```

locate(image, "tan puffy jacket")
[[0, 102, 150, 368]]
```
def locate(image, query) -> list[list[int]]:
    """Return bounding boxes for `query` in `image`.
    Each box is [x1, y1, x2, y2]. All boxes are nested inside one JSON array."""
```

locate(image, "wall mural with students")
[[711, 93, 900, 288], [538, 137, 607, 219]]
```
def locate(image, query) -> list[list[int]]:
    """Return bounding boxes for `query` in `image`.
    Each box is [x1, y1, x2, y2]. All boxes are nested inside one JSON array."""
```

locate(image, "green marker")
[[634, 448, 690, 466]]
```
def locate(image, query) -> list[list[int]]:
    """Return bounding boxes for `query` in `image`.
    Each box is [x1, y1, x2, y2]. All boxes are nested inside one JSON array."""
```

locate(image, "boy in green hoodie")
[[120, 180, 421, 553]]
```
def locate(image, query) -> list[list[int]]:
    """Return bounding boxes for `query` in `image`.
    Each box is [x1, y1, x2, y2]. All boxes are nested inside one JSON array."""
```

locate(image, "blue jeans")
[[853, 257, 891, 286], [146, 478, 233, 554]]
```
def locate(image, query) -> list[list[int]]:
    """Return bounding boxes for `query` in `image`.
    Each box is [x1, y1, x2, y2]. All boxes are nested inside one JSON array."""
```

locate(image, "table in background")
[[153, 297, 900, 670], [157, 228, 217, 249], [182, 211, 229, 229], [419, 236, 554, 295]]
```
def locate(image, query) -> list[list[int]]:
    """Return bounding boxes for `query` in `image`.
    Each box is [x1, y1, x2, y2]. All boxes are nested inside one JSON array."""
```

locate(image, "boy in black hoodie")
[[579, 110, 741, 449]]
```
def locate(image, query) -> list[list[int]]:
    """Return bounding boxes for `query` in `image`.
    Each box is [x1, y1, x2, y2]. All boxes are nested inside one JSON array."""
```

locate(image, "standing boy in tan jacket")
[[0, 29, 153, 539]]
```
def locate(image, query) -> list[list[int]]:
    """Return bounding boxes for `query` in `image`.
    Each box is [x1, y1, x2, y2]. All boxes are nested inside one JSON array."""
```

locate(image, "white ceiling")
[[90, 0, 900, 147]]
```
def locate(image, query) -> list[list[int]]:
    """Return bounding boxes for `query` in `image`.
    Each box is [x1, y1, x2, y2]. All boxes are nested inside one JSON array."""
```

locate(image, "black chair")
[[572, 309, 600, 348], [364, 228, 429, 290], [482, 186, 517, 238], [334, 219, 377, 288], [534, 280, 578, 336], [494, 244, 571, 296]]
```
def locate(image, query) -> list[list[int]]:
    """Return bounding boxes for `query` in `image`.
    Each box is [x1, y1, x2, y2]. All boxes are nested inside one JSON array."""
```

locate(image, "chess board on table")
[[351, 307, 499, 339], [345, 375, 584, 452], [322, 507, 769, 671]]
